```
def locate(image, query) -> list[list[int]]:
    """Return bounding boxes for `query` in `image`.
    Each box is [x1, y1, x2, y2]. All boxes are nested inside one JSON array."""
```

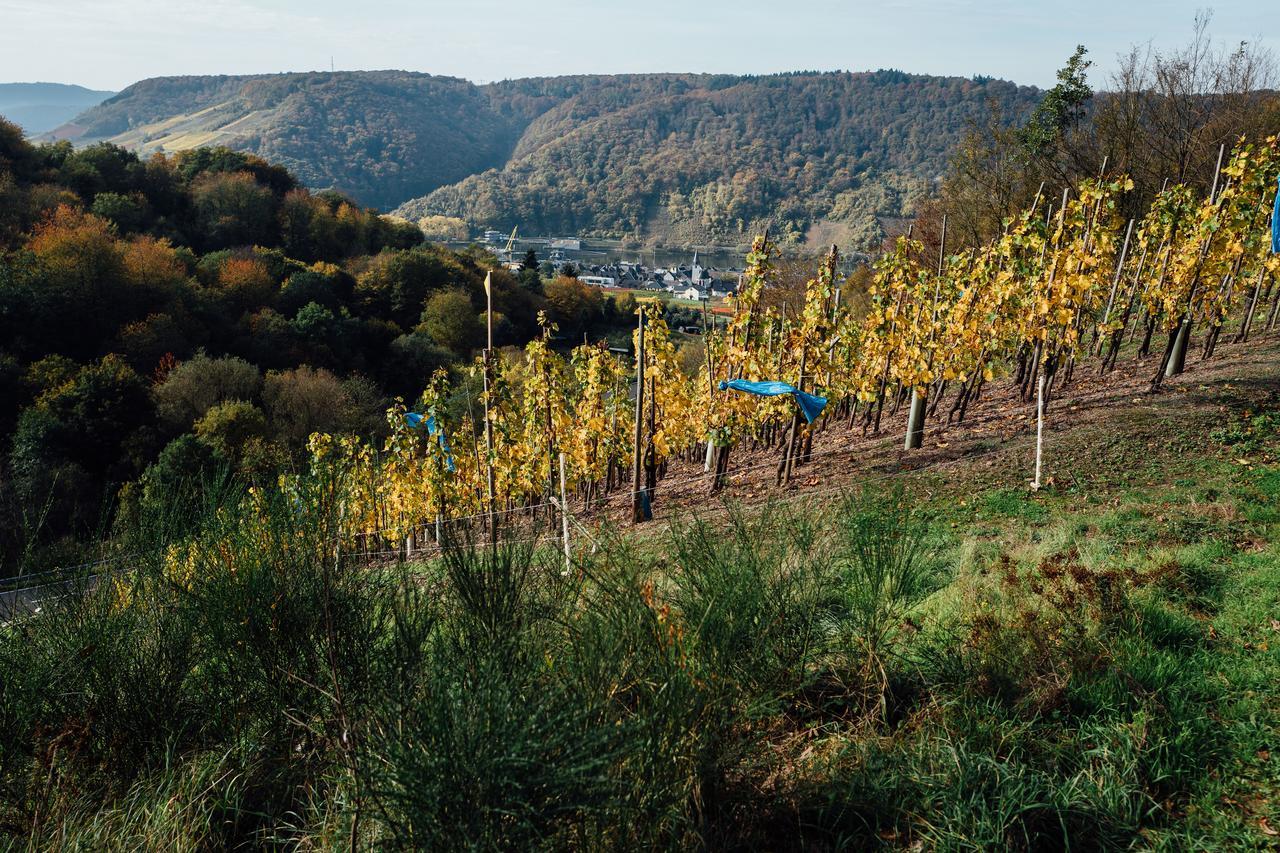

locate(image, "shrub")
[[262, 365, 347, 448], [153, 353, 261, 430], [372, 646, 632, 850], [668, 501, 830, 704], [193, 400, 268, 464], [131, 435, 231, 536]]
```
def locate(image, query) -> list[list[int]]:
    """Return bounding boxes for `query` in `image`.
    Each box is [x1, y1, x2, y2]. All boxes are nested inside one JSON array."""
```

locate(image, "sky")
[[0, 0, 1273, 92]]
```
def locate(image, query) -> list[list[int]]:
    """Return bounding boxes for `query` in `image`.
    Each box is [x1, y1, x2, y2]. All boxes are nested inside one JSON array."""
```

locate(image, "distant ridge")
[[0, 82, 116, 135], [49, 71, 523, 212], [50, 70, 1041, 246]]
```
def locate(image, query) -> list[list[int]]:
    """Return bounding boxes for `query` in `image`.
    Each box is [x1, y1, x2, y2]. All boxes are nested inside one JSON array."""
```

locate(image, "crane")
[[500, 226, 519, 268]]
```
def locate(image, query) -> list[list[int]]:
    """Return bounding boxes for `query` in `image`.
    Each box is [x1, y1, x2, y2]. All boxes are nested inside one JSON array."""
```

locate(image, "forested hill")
[[51, 71, 521, 211], [55, 70, 1041, 245], [410, 71, 1041, 246]]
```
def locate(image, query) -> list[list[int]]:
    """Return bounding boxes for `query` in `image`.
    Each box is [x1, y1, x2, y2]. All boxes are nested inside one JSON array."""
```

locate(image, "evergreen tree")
[[1018, 46, 1092, 158], [518, 267, 544, 295]]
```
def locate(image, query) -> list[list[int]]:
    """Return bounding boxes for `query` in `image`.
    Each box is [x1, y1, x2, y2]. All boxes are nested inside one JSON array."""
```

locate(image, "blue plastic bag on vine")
[[717, 379, 827, 423], [405, 412, 456, 473]]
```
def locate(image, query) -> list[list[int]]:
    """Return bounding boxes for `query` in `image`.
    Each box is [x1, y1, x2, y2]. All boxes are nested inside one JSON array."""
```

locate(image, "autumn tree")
[[420, 289, 483, 354], [545, 275, 603, 339], [153, 353, 262, 430], [190, 171, 276, 250]]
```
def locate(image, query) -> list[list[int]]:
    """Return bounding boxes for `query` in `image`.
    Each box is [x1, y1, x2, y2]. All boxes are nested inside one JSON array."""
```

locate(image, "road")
[[0, 575, 97, 623]]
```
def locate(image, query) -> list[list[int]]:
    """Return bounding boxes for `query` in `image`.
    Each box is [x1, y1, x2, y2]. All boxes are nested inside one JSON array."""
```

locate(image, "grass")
[[3, 380, 1280, 848]]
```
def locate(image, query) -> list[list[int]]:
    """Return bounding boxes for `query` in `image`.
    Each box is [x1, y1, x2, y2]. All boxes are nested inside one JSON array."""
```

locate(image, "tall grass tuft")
[[829, 484, 945, 717], [668, 500, 831, 705], [0, 464, 436, 847]]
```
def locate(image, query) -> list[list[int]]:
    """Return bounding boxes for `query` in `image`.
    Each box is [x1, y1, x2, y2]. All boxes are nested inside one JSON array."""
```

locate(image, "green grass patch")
[[981, 488, 1050, 521]]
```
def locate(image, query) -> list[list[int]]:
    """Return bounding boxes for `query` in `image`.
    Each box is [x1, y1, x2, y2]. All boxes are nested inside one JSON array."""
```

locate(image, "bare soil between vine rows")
[[588, 332, 1280, 529]]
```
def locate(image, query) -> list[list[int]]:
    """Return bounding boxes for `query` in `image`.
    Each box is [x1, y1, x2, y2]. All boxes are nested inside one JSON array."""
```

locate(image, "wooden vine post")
[[558, 452, 571, 573], [1163, 143, 1226, 384], [1032, 372, 1046, 491], [1236, 264, 1269, 344], [1094, 218, 1135, 355], [703, 327, 716, 473], [482, 271, 497, 543], [779, 345, 808, 486], [906, 214, 946, 450], [631, 309, 647, 524]]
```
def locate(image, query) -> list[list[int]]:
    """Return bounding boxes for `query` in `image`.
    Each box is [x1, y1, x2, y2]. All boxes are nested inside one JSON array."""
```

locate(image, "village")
[[482, 230, 744, 302], [567, 253, 742, 302]]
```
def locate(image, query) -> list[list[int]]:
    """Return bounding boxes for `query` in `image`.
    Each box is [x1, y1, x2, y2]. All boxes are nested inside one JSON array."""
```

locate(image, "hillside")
[[0, 82, 114, 135], [407, 71, 1041, 246], [8, 49, 1280, 846], [55, 70, 1041, 245], [51, 71, 526, 211], [0, 117, 646, 576]]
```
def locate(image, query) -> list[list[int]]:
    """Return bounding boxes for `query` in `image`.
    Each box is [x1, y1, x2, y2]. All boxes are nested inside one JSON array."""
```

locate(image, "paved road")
[[0, 576, 96, 622]]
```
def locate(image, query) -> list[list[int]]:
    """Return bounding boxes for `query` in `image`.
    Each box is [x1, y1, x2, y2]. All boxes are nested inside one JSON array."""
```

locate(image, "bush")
[[193, 399, 269, 464], [374, 652, 632, 850], [261, 365, 343, 447], [668, 501, 830, 704], [131, 435, 231, 536], [0, 571, 198, 781], [153, 353, 261, 430], [0, 471, 436, 847], [370, 535, 634, 849], [9, 355, 157, 546]]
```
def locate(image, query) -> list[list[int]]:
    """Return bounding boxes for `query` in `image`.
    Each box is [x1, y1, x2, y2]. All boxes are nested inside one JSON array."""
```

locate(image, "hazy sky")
[[1, 0, 1272, 92]]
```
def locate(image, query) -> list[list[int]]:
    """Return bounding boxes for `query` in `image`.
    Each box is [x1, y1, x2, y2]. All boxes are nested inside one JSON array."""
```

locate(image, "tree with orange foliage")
[[215, 256, 276, 315]]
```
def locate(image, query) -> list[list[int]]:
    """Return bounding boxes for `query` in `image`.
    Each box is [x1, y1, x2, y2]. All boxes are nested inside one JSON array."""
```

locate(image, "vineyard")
[[16, 7, 1280, 842], [302, 136, 1280, 549], [8, 135, 1280, 853]]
